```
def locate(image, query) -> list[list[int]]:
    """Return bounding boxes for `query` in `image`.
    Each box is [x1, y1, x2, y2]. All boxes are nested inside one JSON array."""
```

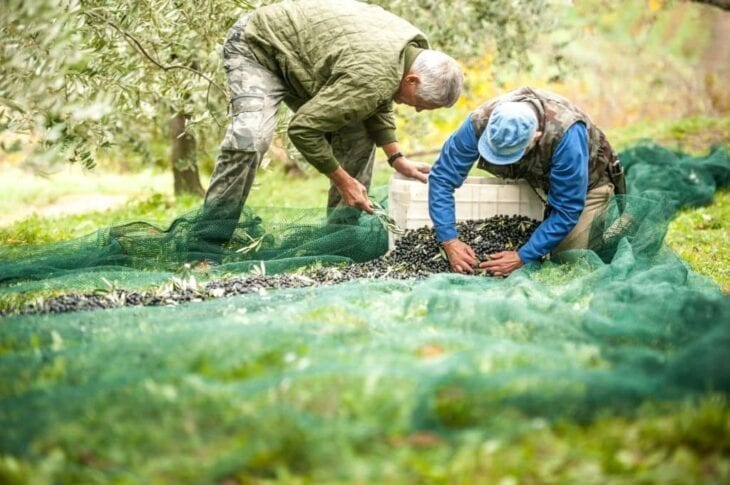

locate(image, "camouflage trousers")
[[202, 15, 376, 242]]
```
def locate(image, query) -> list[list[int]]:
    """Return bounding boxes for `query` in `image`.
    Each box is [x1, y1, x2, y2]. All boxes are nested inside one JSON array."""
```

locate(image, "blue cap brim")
[[477, 129, 527, 165]]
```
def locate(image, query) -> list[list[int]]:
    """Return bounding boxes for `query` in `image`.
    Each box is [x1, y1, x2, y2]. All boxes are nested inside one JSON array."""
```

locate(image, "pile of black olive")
[[379, 214, 538, 274], [7, 215, 538, 316]]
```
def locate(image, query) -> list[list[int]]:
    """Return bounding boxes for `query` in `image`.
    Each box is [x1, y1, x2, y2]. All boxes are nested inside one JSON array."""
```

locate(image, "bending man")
[[198, 0, 463, 243], [428, 87, 625, 276]]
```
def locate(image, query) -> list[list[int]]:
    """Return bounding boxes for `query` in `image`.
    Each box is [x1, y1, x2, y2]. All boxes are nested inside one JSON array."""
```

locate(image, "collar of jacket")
[[403, 44, 424, 74]]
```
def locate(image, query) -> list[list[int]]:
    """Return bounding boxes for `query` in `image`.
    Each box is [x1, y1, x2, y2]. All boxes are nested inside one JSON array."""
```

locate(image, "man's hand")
[[442, 239, 477, 274], [392, 157, 430, 183], [328, 167, 373, 213], [479, 251, 523, 277]]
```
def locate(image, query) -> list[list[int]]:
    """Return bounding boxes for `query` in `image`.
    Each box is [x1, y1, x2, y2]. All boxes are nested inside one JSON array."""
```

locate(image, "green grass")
[[0, 192, 202, 247], [609, 115, 730, 153], [666, 188, 730, 292], [394, 395, 730, 483], [0, 157, 395, 247], [0, 165, 172, 222]]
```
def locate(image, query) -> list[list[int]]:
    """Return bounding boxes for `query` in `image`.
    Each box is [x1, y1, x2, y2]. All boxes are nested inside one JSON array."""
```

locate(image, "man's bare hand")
[[442, 239, 477, 274], [479, 251, 523, 276], [338, 178, 373, 213], [393, 158, 430, 183], [328, 167, 373, 213]]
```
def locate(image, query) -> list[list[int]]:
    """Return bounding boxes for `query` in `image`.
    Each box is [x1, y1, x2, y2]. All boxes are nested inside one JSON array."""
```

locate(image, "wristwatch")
[[387, 151, 404, 167]]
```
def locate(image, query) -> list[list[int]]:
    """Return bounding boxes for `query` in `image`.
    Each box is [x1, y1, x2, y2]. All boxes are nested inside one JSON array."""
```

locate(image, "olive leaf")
[[236, 233, 266, 254], [431, 246, 447, 261], [370, 198, 406, 236]]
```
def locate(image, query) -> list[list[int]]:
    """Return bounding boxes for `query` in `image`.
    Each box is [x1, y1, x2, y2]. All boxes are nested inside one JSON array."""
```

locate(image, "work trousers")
[[552, 182, 615, 255], [202, 15, 376, 243]]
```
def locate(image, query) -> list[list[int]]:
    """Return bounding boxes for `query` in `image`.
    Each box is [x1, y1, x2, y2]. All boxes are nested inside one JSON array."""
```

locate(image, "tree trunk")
[[170, 112, 205, 197]]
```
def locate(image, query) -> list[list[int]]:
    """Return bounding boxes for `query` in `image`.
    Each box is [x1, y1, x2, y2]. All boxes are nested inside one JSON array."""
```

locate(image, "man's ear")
[[404, 73, 419, 85], [533, 131, 543, 141]]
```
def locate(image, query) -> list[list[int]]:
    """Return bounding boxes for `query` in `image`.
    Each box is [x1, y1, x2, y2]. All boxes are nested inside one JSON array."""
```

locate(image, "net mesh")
[[0, 142, 728, 481]]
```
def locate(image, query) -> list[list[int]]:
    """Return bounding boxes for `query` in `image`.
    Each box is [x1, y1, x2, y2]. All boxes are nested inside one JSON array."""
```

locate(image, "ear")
[[403, 73, 419, 85], [533, 131, 543, 141]]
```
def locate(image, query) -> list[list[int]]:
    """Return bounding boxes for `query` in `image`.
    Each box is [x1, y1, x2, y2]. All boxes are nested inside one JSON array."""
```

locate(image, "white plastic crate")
[[387, 173, 545, 249]]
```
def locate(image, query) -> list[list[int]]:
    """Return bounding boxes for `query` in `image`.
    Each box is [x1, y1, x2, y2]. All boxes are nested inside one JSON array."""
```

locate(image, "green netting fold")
[[0, 205, 388, 289]]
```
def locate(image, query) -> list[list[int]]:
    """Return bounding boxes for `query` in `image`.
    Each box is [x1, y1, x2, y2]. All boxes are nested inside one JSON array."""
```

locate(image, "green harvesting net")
[[0, 142, 728, 481]]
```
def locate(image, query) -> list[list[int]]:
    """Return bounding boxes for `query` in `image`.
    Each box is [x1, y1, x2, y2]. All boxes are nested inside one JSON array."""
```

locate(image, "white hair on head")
[[410, 50, 464, 107]]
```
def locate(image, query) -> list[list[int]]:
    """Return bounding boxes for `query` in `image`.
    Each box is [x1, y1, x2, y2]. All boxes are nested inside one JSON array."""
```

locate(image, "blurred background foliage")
[[396, 0, 729, 158]]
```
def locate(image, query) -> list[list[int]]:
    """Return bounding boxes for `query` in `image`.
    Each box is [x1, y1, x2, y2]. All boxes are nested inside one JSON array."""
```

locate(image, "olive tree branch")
[[83, 9, 226, 96]]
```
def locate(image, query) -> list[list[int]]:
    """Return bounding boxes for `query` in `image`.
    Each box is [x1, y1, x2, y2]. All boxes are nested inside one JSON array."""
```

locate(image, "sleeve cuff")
[[369, 128, 397, 147], [317, 157, 340, 175], [518, 245, 542, 263], [435, 225, 458, 243]]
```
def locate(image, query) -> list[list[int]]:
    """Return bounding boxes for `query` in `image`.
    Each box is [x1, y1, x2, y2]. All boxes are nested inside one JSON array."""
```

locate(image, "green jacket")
[[244, 0, 429, 174]]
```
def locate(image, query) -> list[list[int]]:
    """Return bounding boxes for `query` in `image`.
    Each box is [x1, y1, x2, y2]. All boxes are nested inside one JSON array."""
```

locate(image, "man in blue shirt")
[[428, 87, 624, 276]]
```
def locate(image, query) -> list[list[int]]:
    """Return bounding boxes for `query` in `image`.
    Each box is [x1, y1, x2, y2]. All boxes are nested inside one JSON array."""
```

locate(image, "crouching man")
[[195, 0, 463, 245], [428, 87, 625, 276]]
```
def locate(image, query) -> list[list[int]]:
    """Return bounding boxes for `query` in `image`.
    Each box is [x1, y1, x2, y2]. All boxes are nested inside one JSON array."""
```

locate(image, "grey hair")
[[410, 50, 464, 107]]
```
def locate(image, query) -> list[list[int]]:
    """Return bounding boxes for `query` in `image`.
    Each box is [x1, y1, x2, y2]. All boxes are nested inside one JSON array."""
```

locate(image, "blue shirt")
[[428, 116, 589, 262]]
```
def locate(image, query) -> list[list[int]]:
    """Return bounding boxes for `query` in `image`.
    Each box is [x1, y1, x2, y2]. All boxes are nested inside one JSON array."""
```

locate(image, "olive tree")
[[2, 0, 248, 195]]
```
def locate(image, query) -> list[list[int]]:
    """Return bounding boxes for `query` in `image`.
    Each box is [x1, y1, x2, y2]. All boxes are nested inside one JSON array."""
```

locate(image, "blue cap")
[[477, 102, 538, 165]]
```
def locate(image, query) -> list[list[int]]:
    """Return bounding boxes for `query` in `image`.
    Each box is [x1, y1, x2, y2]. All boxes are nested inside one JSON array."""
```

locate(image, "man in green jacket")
[[198, 0, 463, 243]]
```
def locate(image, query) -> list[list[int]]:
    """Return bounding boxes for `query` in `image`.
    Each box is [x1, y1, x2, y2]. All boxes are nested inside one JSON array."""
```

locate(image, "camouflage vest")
[[473, 87, 616, 197]]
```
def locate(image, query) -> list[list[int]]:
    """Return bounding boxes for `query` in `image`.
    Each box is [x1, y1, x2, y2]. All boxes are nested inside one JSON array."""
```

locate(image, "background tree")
[[2, 0, 246, 195], [78, 2, 249, 196]]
